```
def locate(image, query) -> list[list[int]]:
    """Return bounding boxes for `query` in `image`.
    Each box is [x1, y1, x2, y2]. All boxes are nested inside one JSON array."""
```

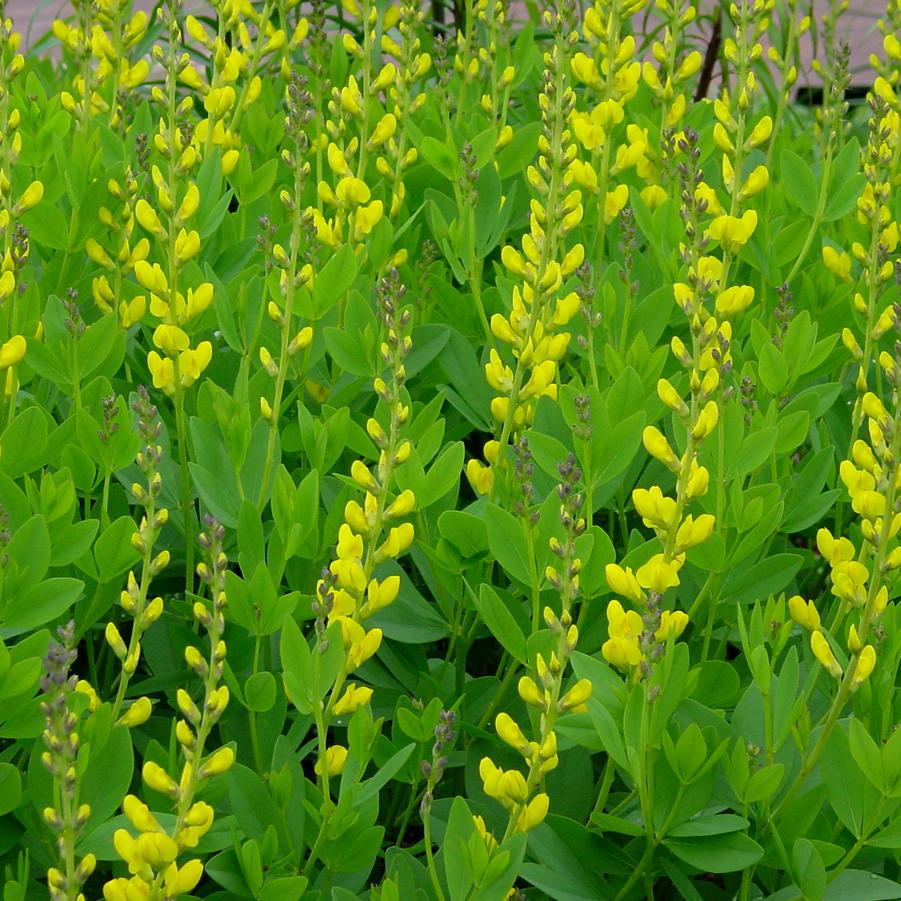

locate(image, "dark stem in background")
[[695, 10, 722, 101]]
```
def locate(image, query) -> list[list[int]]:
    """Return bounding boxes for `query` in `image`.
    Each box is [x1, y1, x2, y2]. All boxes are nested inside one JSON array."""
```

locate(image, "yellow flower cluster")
[[183, 2, 289, 171], [259, 74, 315, 446], [790, 370, 901, 689], [88, 170, 149, 328], [641, 0, 702, 200], [600, 4, 772, 671], [84, 393, 170, 729], [311, 272, 416, 778], [836, 79, 900, 407], [378, 0, 431, 217], [467, 12, 584, 495], [41, 624, 97, 901], [312, 0, 401, 246], [138, 6, 214, 399], [0, 16, 34, 400], [104, 519, 233, 901], [473, 0, 515, 149], [569, 0, 653, 225], [481, 458, 590, 840], [55, 0, 149, 127], [766, 0, 810, 168], [706, 1, 771, 269], [870, 0, 901, 93]]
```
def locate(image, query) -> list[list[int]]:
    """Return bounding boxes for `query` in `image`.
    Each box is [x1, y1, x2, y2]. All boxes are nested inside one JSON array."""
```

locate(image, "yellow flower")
[[746, 115, 773, 148], [136, 199, 165, 238], [332, 683, 373, 715], [198, 746, 234, 778], [656, 610, 689, 641], [122, 794, 161, 834], [852, 645, 876, 687], [465, 459, 493, 496], [0, 270, 15, 301], [816, 528, 855, 566], [739, 164, 769, 200], [715, 284, 754, 315], [641, 427, 679, 471], [162, 859, 203, 895], [354, 200, 384, 237], [602, 599, 643, 670], [633, 485, 678, 530], [118, 296, 146, 329], [605, 563, 644, 604], [495, 711, 530, 754], [830, 560, 869, 607], [0, 335, 26, 369], [174, 228, 201, 264], [707, 210, 758, 253], [153, 324, 190, 356], [516, 792, 550, 832], [559, 678, 592, 710], [375, 522, 415, 561], [822, 246, 851, 280], [315, 745, 348, 776], [675, 514, 715, 550], [148, 352, 175, 395], [788, 595, 820, 631], [15, 179, 44, 214], [178, 342, 213, 387], [636, 553, 681, 593], [118, 696, 152, 728], [811, 630, 842, 678], [142, 761, 179, 797]]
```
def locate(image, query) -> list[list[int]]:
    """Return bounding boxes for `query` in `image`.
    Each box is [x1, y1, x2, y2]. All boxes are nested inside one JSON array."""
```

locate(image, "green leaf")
[[189, 462, 241, 529], [81, 725, 134, 828], [666, 814, 749, 838], [485, 503, 532, 586], [780, 150, 818, 217], [312, 245, 358, 318], [474, 584, 527, 663], [824, 871, 901, 900], [94, 517, 141, 583], [280, 617, 313, 715], [1, 406, 49, 477], [662, 830, 763, 873], [0, 578, 83, 639], [0, 762, 22, 816], [420, 137, 458, 180], [244, 671, 277, 713], [848, 717, 884, 793]]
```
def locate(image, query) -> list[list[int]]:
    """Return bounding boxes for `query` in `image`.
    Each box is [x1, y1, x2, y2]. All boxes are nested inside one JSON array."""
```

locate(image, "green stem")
[[423, 805, 446, 901]]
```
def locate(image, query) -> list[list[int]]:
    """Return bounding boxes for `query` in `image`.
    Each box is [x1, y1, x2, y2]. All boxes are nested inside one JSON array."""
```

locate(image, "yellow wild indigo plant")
[[837, 82, 900, 450], [137, 0, 215, 590], [257, 73, 315, 505], [54, 0, 150, 130], [466, 3, 584, 496], [104, 517, 233, 901], [182, 0, 283, 172], [86, 169, 149, 330], [481, 455, 591, 841], [41, 622, 96, 901], [568, 0, 647, 262], [100, 388, 169, 729], [0, 10, 34, 411], [640, 0, 702, 201], [298, 269, 416, 872]]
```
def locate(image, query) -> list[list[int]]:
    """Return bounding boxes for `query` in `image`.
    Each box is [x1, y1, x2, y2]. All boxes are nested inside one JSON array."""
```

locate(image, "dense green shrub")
[[0, 0, 901, 898]]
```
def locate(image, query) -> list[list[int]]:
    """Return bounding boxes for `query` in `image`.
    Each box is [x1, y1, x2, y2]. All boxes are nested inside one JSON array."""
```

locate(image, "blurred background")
[[3, 0, 889, 91]]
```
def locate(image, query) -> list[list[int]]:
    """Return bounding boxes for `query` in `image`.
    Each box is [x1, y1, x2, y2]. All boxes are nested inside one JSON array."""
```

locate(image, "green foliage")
[[0, 0, 900, 898]]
